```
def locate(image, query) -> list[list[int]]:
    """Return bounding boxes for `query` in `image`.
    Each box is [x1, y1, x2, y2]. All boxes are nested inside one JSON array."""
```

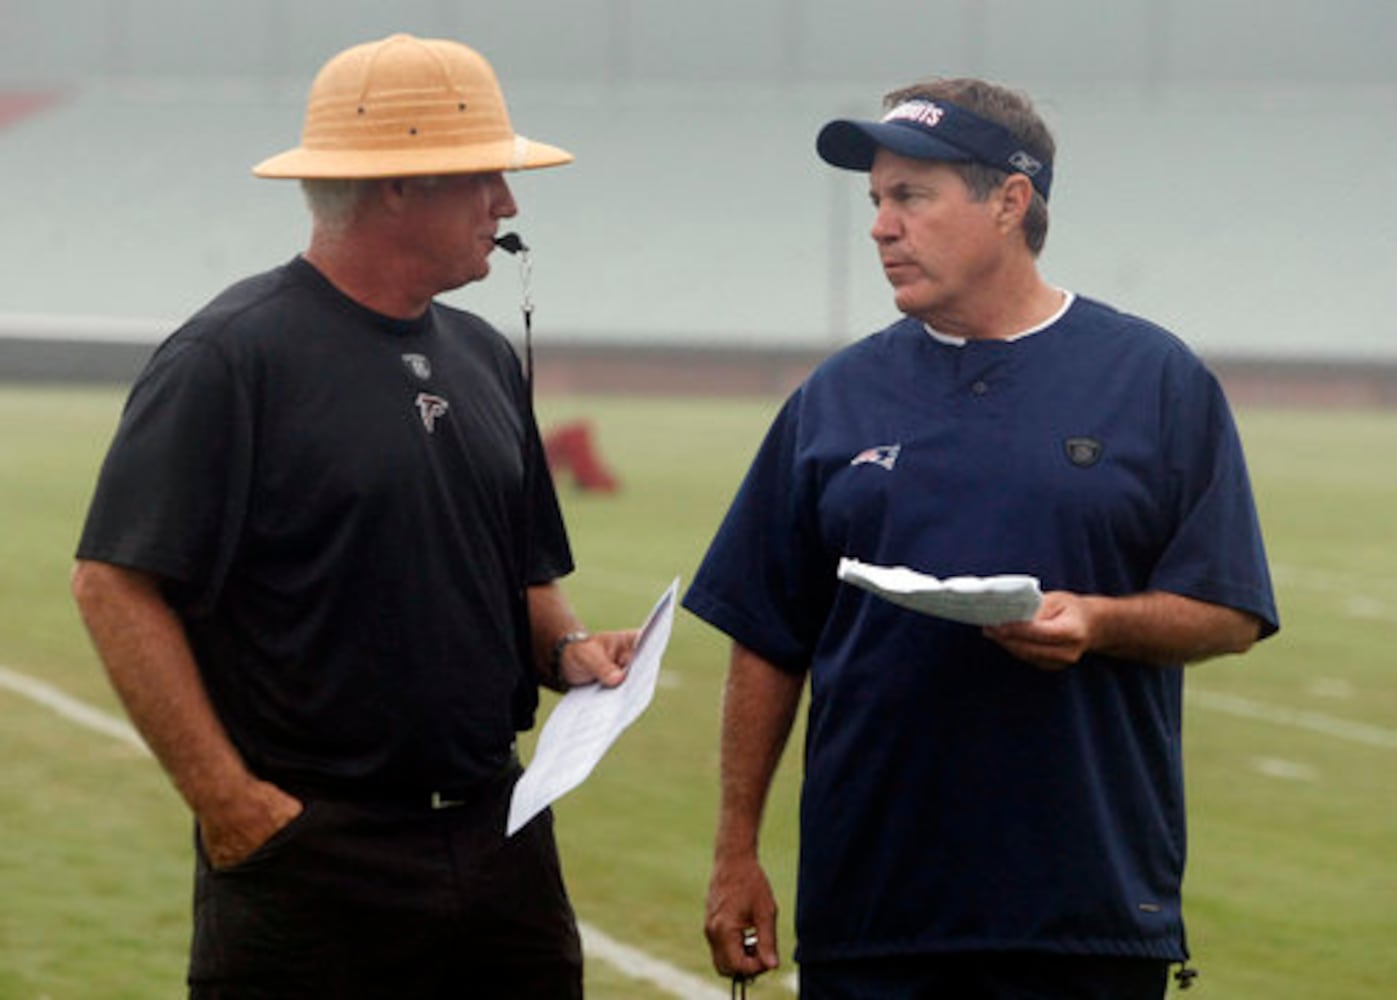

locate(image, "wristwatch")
[[548, 629, 591, 688]]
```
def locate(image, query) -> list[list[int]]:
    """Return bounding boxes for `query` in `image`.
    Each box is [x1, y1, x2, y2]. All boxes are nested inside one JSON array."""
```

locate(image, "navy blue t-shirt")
[[684, 296, 1278, 963], [77, 258, 573, 796]]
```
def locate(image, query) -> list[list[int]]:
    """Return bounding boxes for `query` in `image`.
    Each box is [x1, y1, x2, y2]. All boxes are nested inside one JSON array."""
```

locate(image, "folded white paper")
[[837, 557, 1042, 626], [506, 578, 678, 836]]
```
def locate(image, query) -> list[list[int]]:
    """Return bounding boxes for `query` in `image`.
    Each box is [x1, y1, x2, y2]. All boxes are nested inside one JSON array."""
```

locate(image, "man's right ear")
[[377, 178, 409, 212]]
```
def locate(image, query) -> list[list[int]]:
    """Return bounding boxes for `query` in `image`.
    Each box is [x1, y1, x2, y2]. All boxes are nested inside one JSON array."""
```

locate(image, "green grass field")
[[1, 385, 1394, 998]]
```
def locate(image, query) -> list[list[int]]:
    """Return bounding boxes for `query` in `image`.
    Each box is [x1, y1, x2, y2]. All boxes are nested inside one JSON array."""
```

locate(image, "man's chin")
[[891, 289, 928, 317], [443, 264, 490, 292]]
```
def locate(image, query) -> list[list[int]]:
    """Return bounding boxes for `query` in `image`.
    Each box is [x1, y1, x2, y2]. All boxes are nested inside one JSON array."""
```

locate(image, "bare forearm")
[[526, 582, 585, 679], [987, 589, 1263, 670], [70, 560, 255, 813], [1082, 591, 1262, 664], [714, 643, 805, 861], [704, 642, 803, 978]]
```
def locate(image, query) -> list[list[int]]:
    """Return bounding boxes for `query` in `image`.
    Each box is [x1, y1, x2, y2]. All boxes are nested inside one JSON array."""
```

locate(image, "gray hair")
[[883, 78, 1054, 255], [299, 178, 377, 231]]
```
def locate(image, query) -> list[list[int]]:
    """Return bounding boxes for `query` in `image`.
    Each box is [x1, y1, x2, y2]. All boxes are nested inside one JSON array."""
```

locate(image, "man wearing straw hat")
[[72, 34, 633, 996]]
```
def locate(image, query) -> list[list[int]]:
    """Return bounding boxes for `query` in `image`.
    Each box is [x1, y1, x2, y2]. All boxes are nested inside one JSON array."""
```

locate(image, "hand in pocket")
[[199, 779, 305, 870]]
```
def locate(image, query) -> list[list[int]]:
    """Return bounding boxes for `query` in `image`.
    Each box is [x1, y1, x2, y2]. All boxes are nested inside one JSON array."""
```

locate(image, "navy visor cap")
[[817, 98, 1052, 200]]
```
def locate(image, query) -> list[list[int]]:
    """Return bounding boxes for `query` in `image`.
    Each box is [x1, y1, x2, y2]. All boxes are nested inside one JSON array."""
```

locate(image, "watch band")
[[548, 629, 591, 687]]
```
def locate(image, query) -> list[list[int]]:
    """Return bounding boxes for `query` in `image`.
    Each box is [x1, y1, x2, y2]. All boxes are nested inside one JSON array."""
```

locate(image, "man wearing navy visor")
[[686, 77, 1277, 999]]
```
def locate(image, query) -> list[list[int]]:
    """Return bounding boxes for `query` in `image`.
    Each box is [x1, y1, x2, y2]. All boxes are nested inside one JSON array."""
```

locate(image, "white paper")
[[506, 578, 679, 836], [837, 557, 1043, 626]]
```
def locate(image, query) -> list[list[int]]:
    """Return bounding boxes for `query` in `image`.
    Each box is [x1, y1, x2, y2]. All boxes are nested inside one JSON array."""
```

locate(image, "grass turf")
[[1, 385, 1394, 997]]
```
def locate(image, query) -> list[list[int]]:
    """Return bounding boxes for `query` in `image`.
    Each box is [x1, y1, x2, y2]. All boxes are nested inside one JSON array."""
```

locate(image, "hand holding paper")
[[837, 557, 1042, 626], [506, 578, 679, 836]]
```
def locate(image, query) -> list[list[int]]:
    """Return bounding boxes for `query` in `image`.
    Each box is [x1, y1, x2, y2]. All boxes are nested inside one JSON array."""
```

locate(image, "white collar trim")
[[923, 290, 1075, 347]]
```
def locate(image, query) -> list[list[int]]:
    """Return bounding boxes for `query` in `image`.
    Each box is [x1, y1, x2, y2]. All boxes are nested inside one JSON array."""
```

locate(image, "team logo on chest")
[[1064, 436, 1104, 468], [850, 444, 902, 471], [401, 353, 432, 380], [415, 392, 450, 434]]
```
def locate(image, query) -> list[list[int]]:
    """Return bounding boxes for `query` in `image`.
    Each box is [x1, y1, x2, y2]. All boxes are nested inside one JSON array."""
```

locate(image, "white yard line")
[[1269, 563, 1397, 621], [1188, 688, 1397, 750], [0, 663, 730, 999], [0, 664, 147, 752], [579, 924, 730, 1000], [1249, 757, 1318, 782], [1270, 563, 1397, 595]]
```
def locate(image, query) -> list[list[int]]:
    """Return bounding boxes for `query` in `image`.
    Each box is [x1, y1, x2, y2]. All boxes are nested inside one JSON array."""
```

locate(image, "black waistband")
[[272, 757, 522, 811]]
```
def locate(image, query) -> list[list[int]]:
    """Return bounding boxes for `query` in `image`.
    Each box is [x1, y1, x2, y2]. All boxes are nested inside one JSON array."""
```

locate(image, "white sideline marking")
[[1270, 564, 1396, 620], [1271, 563, 1397, 595], [1305, 677, 1354, 700], [1250, 757, 1318, 782], [0, 663, 730, 999], [1189, 688, 1397, 750], [579, 924, 729, 999], [0, 664, 149, 754]]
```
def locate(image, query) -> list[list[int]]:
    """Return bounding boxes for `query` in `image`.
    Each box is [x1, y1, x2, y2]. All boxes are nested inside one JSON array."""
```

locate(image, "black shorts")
[[188, 767, 581, 999], [799, 950, 1171, 1000]]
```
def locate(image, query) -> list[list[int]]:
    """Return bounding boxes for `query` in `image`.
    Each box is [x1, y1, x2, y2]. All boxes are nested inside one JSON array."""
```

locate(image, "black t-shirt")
[[77, 257, 572, 795]]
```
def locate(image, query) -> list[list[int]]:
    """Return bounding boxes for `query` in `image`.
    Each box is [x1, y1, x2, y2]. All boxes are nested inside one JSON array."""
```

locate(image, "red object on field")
[[543, 420, 620, 493], [0, 92, 65, 130]]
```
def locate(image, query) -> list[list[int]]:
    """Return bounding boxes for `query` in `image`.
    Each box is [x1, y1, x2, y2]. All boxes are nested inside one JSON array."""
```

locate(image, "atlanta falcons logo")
[[415, 392, 449, 434]]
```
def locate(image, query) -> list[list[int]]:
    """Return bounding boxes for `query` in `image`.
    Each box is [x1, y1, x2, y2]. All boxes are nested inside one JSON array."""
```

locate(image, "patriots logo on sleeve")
[[850, 444, 901, 471]]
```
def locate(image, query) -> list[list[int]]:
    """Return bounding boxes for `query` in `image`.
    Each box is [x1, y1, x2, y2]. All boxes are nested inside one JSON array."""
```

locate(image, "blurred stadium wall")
[[2, 1, 1395, 395]]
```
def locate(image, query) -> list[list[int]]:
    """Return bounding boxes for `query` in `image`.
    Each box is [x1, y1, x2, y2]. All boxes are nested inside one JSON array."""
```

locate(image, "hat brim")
[[816, 119, 973, 172], [252, 135, 573, 179]]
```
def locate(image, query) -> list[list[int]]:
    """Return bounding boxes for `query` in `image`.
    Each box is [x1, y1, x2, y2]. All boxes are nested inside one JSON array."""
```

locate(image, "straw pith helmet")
[[253, 33, 572, 179]]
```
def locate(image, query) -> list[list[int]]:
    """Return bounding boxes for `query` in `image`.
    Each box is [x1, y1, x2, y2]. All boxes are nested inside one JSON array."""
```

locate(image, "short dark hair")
[[883, 78, 1054, 255]]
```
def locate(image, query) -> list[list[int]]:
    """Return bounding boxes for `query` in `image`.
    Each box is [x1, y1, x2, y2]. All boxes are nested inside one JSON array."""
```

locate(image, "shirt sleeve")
[[75, 332, 254, 614], [682, 390, 837, 672], [1148, 361, 1279, 637]]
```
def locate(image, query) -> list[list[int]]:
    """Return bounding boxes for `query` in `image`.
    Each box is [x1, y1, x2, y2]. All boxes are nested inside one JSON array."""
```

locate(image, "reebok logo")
[[1008, 150, 1044, 177], [1064, 436, 1103, 467]]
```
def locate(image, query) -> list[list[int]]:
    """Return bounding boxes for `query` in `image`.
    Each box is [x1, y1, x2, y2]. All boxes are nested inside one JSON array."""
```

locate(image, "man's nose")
[[491, 174, 518, 218], [870, 205, 899, 242]]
